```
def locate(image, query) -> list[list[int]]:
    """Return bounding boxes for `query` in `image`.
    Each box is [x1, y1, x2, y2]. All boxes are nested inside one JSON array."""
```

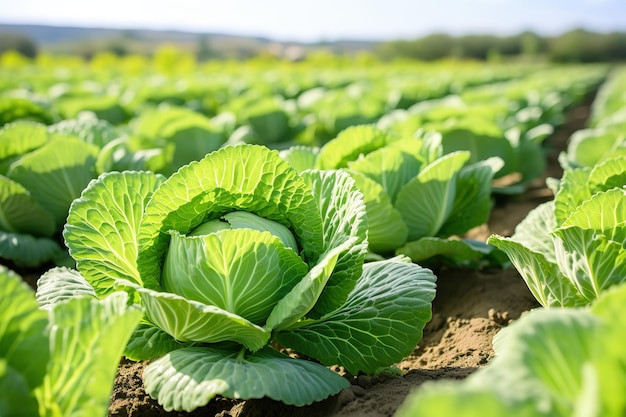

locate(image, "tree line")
[[375, 29, 626, 62]]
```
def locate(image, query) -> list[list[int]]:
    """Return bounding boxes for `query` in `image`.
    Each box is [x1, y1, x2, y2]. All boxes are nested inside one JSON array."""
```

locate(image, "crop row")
[[0, 63, 607, 268], [397, 66, 626, 417]]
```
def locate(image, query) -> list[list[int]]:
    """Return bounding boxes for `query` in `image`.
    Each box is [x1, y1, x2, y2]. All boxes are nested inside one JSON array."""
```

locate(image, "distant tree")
[[456, 35, 503, 59], [0, 31, 38, 57], [496, 36, 519, 56], [107, 39, 129, 56], [414, 33, 455, 60], [605, 32, 626, 61], [547, 29, 626, 62], [376, 29, 626, 62], [519, 31, 545, 56], [196, 35, 214, 61]]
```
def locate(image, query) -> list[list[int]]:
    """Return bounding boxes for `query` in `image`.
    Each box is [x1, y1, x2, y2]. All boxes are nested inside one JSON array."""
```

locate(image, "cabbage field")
[[1, 56, 625, 417]]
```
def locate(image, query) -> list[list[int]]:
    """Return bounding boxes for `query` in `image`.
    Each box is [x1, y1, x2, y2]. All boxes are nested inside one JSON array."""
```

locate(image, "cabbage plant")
[[42, 144, 437, 411], [489, 156, 626, 307], [0, 121, 103, 267], [281, 125, 505, 266]]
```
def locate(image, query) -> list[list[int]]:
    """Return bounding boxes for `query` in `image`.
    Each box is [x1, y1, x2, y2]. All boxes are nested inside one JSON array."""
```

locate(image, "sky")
[[1, 0, 625, 42]]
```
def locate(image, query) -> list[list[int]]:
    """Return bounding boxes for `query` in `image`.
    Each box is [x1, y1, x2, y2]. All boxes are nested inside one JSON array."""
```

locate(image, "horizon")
[[0, 21, 622, 44], [1, 0, 625, 43]]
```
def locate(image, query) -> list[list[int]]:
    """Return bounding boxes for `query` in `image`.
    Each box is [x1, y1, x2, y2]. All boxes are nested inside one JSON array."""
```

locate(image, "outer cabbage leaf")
[[279, 145, 319, 173], [560, 128, 625, 168], [437, 157, 503, 237], [397, 237, 507, 268], [124, 320, 187, 361], [54, 95, 128, 124], [64, 171, 165, 296], [552, 228, 626, 303], [0, 121, 48, 161], [0, 231, 62, 268], [7, 137, 99, 227], [0, 96, 54, 126], [348, 171, 408, 255], [143, 345, 349, 412], [491, 188, 626, 307], [553, 168, 592, 227], [347, 146, 421, 203], [95, 137, 170, 175], [2, 267, 143, 417], [131, 106, 226, 175], [435, 124, 516, 178], [552, 188, 626, 302], [561, 186, 626, 235], [487, 236, 586, 308], [590, 284, 626, 417], [586, 156, 626, 193], [399, 279, 626, 417], [386, 136, 430, 165], [36, 267, 97, 310], [274, 257, 436, 375], [0, 174, 61, 266], [395, 151, 470, 240], [300, 169, 368, 317], [0, 174, 55, 236], [48, 113, 119, 148], [489, 127, 547, 194], [509, 201, 558, 262], [395, 384, 538, 417], [0, 266, 49, 417], [485, 309, 602, 416], [133, 285, 271, 351], [316, 125, 389, 169], [37, 292, 143, 417], [244, 98, 290, 143]]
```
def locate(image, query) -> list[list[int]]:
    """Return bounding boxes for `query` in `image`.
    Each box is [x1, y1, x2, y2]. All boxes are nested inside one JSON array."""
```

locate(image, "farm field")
[[1, 56, 625, 417], [105, 86, 593, 417]]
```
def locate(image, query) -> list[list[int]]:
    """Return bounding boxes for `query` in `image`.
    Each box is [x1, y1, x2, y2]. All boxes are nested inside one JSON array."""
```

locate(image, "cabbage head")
[[43, 144, 436, 411]]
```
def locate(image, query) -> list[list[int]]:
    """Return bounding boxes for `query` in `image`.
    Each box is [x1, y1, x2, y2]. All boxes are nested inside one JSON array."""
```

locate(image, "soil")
[[18, 93, 594, 417]]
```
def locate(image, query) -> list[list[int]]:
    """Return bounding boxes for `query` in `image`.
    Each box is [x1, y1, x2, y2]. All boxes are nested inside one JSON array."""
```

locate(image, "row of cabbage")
[[396, 66, 626, 417], [0, 64, 607, 268], [0, 62, 524, 143], [0, 62, 612, 416]]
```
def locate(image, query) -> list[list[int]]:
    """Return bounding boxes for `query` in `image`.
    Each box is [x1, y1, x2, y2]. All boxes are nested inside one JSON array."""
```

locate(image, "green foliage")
[[49, 144, 437, 410], [489, 157, 626, 307], [560, 69, 626, 169], [375, 29, 626, 62], [0, 265, 142, 417], [0, 31, 37, 57], [124, 106, 228, 175], [0, 97, 54, 126], [0, 121, 103, 267], [282, 125, 503, 265]]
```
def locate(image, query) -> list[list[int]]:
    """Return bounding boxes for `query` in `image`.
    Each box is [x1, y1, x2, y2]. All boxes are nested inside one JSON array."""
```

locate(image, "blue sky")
[[1, 0, 624, 41]]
